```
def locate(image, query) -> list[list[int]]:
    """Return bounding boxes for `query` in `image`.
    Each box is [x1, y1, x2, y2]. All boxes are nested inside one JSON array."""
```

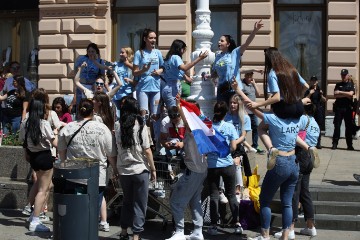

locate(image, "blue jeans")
[[170, 169, 207, 231], [2, 115, 21, 135], [161, 81, 181, 108], [249, 114, 259, 148], [137, 91, 160, 115], [259, 155, 299, 230]]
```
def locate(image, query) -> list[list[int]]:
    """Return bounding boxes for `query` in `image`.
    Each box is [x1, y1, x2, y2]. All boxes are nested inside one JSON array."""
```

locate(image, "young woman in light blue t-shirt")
[[205, 20, 263, 104], [161, 39, 208, 108], [206, 101, 243, 236], [110, 47, 136, 119], [133, 28, 164, 121]]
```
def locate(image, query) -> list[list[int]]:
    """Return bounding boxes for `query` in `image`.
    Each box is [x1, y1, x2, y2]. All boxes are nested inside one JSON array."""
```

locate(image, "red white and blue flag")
[[180, 99, 230, 157]]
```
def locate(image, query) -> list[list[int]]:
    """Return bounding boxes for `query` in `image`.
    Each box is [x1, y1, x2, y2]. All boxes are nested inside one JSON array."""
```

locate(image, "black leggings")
[[207, 165, 239, 225]]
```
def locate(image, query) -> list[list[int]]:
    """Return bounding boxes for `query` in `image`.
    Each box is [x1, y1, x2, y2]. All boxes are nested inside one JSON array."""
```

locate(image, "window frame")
[[274, 4, 327, 96], [0, 10, 39, 63], [111, 6, 158, 61]]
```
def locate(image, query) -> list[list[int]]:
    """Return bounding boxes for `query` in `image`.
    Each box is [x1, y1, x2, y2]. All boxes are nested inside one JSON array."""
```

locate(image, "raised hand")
[[199, 50, 209, 60], [254, 19, 264, 31]]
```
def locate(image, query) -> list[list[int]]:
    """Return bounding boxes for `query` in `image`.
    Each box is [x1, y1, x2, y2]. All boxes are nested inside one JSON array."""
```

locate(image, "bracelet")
[[54, 134, 58, 136]]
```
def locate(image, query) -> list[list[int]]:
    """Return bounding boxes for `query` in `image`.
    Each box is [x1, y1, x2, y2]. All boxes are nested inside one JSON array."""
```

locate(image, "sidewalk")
[[0, 136, 360, 240]]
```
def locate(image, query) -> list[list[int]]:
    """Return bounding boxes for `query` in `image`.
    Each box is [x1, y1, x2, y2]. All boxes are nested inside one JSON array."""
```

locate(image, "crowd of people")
[[0, 21, 359, 240]]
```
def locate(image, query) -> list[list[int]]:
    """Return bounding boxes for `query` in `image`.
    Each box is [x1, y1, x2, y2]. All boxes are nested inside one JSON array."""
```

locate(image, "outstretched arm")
[[179, 51, 209, 72], [239, 20, 264, 54]]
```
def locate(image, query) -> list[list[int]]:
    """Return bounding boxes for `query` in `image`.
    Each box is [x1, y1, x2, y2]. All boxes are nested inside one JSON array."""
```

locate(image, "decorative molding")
[[39, 3, 108, 19]]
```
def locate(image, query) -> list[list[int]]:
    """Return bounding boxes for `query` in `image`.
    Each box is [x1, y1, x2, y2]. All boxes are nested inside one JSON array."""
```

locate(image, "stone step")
[[0, 177, 30, 209], [0, 146, 31, 179], [273, 185, 360, 203], [271, 199, 360, 216], [271, 213, 360, 231]]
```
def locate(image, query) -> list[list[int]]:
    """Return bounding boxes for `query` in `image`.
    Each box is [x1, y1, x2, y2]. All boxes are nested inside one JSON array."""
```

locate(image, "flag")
[[180, 99, 230, 157]]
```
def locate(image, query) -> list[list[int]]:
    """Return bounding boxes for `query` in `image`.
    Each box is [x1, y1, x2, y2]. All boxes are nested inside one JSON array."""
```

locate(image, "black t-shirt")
[[4, 89, 30, 117], [334, 81, 355, 107], [304, 85, 323, 106]]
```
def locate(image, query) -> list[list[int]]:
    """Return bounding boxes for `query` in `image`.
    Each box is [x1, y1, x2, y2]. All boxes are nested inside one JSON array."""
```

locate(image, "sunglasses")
[[95, 82, 104, 86], [11, 66, 20, 70], [169, 113, 180, 119]]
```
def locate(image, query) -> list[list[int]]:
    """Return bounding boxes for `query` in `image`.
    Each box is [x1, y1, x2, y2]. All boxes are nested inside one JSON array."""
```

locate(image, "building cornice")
[[39, 3, 108, 19]]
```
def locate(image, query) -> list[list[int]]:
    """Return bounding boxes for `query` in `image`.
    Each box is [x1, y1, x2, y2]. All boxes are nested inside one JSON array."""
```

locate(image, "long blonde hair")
[[229, 94, 246, 133], [121, 47, 134, 63]]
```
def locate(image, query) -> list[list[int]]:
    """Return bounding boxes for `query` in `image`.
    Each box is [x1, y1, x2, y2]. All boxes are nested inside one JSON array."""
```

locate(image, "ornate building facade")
[[0, 0, 359, 114]]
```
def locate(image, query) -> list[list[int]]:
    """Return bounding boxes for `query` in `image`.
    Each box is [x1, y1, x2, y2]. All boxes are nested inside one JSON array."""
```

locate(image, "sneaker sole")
[[267, 149, 278, 170], [310, 147, 320, 168]]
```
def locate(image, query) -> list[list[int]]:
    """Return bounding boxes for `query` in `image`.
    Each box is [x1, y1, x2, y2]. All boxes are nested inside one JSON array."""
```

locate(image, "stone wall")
[[327, 0, 359, 112], [38, 0, 112, 101]]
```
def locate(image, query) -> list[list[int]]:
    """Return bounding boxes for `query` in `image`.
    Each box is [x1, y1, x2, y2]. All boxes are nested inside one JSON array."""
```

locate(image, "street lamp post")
[[187, 0, 216, 117]]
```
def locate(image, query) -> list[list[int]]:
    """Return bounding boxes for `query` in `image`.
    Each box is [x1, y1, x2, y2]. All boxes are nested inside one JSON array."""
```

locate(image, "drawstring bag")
[[239, 199, 260, 230]]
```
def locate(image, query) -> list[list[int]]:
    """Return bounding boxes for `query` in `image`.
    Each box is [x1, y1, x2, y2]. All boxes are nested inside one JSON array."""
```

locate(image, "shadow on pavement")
[[323, 179, 360, 186]]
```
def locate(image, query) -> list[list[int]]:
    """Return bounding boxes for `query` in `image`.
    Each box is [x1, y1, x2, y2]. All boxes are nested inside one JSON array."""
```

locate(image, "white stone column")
[[187, 0, 216, 118]]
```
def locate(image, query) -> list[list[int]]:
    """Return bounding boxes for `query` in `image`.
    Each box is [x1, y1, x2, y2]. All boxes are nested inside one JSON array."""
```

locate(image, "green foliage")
[[1, 123, 23, 146]]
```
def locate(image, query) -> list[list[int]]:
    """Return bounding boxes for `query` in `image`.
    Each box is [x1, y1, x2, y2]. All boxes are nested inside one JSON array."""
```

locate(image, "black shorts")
[[27, 149, 53, 171]]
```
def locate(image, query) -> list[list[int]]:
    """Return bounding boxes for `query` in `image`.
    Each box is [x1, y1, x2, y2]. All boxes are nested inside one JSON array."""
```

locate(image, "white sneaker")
[[248, 236, 270, 240], [219, 192, 228, 204], [187, 231, 204, 240], [166, 231, 186, 240], [207, 226, 218, 236], [22, 205, 32, 216], [300, 227, 317, 236], [309, 146, 320, 168], [267, 147, 279, 170], [29, 222, 50, 232], [39, 212, 50, 222], [236, 193, 241, 203], [99, 222, 110, 232], [274, 229, 295, 239]]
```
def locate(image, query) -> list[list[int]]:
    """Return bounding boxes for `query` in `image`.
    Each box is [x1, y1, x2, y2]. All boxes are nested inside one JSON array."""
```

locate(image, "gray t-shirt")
[[242, 80, 256, 102], [58, 119, 116, 186], [115, 121, 151, 175], [19, 119, 54, 152]]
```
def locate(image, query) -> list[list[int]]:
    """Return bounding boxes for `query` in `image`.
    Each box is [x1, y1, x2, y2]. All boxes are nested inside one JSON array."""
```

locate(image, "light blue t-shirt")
[[207, 121, 239, 168], [74, 55, 105, 85], [111, 61, 133, 100], [163, 55, 184, 85], [263, 113, 307, 152], [3, 76, 35, 93], [224, 113, 251, 136], [133, 49, 164, 92], [267, 69, 306, 96], [212, 46, 243, 89], [300, 115, 320, 147]]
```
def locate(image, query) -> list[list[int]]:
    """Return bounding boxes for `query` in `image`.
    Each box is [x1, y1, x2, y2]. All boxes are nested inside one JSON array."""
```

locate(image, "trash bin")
[[52, 159, 99, 240]]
